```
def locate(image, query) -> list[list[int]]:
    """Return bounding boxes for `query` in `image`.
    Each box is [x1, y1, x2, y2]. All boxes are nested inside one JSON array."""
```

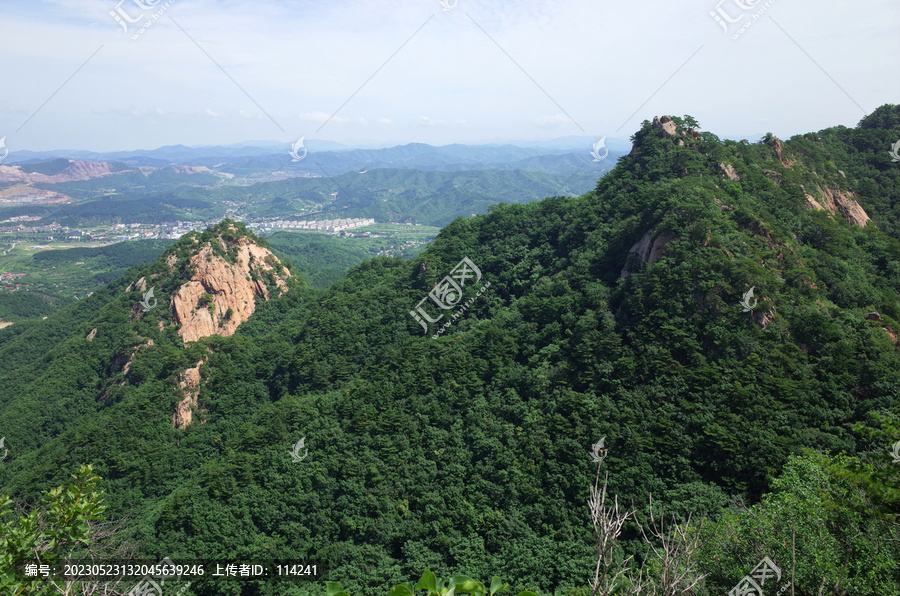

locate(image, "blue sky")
[[0, 0, 897, 152]]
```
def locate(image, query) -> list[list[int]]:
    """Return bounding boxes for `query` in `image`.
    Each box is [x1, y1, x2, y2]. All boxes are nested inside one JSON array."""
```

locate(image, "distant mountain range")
[[6, 139, 630, 172]]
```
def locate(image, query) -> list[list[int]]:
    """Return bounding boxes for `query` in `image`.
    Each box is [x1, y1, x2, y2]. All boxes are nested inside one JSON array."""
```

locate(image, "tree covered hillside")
[[1, 106, 899, 596]]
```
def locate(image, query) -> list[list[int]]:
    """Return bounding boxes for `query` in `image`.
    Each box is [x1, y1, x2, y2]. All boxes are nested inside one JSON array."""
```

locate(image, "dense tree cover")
[[0, 291, 75, 321], [1, 107, 899, 595], [31, 240, 175, 269], [264, 232, 384, 289]]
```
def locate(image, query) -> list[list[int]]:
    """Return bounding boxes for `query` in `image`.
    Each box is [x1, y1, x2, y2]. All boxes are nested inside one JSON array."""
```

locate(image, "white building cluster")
[[265, 218, 375, 232]]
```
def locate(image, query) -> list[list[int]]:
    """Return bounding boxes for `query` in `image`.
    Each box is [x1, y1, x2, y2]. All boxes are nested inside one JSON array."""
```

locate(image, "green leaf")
[[449, 576, 484, 594], [416, 570, 438, 593], [391, 583, 415, 596], [489, 577, 509, 596], [326, 581, 346, 596], [517, 591, 539, 596]]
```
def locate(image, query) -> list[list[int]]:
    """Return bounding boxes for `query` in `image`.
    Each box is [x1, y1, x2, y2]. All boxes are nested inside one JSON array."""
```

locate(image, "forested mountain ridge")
[[1, 106, 899, 596]]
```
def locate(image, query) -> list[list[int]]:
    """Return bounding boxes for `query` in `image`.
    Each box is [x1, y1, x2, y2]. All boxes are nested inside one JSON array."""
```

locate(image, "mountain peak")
[[131, 220, 293, 344]]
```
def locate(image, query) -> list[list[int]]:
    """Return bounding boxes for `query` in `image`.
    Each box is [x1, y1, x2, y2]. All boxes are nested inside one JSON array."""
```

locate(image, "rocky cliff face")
[[802, 182, 870, 227], [126, 223, 293, 427], [173, 360, 204, 429], [620, 228, 678, 278], [170, 237, 291, 343]]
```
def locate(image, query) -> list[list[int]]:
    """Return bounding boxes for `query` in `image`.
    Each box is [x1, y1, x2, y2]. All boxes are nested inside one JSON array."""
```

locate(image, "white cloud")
[[298, 111, 350, 124], [0, 0, 895, 150], [534, 114, 572, 128]]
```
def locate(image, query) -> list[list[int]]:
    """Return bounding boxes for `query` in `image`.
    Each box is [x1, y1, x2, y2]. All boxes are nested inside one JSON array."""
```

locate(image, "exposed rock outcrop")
[[756, 297, 776, 329], [652, 115, 679, 138], [0, 160, 120, 184], [765, 136, 792, 167], [172, 237, 291, 343], [621, 229, 678, 278], [126, 277, 149, 293], [173, 360, 204, 429], [121, 338, 154, 378], [718, 162, 740, 182], [802, 183, 870, 227]]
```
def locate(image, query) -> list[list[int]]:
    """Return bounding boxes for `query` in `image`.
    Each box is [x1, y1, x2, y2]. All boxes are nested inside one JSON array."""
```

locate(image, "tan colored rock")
[[829, 187, 869, 227], [769, 137, 791, 167], [0, 161, 120, 184], [122, 338, 154, 378], [172, 238, 291, 343], [126, 276, 148, 293], [652, 115, 678, 137], [803, 183, 870, 227], [718, 163, 740, 182], [758, 298, 776, 329], [173, 360, 204, 429]]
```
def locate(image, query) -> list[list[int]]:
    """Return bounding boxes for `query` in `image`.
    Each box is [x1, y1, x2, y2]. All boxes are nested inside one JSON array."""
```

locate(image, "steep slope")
[[0, 220, 297, 441], [1, 107, 899, 596], [127, 233, 291, 343]]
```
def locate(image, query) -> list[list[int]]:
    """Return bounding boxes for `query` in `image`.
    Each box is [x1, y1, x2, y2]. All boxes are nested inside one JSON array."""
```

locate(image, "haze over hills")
[[1, 107, 899, 595], [5, 138, 634, 166], [0, 141, 624, 233]]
